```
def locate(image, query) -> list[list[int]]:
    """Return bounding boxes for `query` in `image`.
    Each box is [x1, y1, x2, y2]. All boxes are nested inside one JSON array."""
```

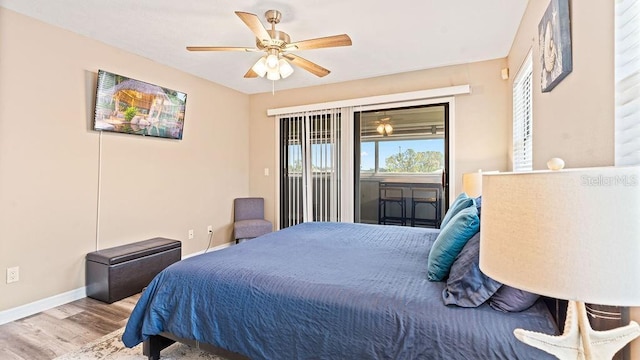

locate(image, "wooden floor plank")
[[0, 292, 142, 360], [43, 303, 85, 320], [0, 348, 24, 360], [18, 312, 95, 350], [0, 333, 57, 360]]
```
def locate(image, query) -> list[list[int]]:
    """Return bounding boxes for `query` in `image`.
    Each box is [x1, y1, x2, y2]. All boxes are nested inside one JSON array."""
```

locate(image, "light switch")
[[264, 168, 269, 176]]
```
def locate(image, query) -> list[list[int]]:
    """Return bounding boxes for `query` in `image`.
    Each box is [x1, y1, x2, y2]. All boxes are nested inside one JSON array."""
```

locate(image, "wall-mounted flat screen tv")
[[93, 70, 187, 140]]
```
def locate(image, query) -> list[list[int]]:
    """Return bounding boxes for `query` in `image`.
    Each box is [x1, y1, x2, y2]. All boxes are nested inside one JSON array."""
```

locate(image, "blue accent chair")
[[233, 197, 273, 244]]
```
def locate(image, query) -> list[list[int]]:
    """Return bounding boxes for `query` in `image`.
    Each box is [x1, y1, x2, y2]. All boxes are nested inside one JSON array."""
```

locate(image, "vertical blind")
[[279, 108, 342, 228], [615, 0, 640, 166], [513, 52, 534, 172]]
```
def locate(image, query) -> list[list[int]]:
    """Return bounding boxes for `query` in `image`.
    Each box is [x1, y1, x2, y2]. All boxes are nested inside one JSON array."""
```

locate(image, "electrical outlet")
[[188, 229, 194, 239], [207, 225, 213, 234], [7, 266, 19, 284]]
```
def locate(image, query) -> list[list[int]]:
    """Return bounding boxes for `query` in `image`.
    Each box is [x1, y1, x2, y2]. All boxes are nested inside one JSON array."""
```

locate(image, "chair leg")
[[411, 201, 416, 227], [403, 199, 407, 226]]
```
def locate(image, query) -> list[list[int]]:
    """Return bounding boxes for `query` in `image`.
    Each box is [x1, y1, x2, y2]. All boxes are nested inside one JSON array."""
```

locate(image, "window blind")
[[278, 109, 342, 228], [615, 0, 640, 166], [513, 52, 533, 172]]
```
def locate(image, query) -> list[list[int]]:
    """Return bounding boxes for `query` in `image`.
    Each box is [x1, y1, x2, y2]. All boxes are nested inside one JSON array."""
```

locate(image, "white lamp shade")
[[279, 59, 294, 79], [462, 171, 483, 197], [479, 166, 640, 306], [376, 123, 393, 136], [266, 68, 280, 80], [251, 57, 267, 77], [266, 54, 279, 69]]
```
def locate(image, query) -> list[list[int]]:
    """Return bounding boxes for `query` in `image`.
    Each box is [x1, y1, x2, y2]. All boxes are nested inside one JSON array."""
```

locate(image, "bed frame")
[[141, 298, 568, 360], [143, 331, 249, 360]]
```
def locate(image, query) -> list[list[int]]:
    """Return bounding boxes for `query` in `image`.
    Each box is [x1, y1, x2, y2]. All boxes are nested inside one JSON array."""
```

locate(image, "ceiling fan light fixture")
[[377, 123, 393, 136], [279, 59, 294, 78], [266, 68, 281, 81], [266, 53, 279, 69], [252, 56, 268, 77]]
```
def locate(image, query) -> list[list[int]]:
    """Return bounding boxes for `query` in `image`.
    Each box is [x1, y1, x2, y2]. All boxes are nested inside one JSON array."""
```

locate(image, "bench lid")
[[86, 238, 181, 265]]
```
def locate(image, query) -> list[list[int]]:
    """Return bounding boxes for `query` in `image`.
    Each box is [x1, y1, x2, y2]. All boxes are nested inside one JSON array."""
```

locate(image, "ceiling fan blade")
[[244, 67, 259, 78], [282, 54, 330, 77], [287, 34, 352, 51], [235, 11, 272, 44]]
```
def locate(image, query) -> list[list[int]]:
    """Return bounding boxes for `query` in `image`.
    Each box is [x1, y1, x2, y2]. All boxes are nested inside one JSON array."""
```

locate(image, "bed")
[[122, 221, 559, 359]]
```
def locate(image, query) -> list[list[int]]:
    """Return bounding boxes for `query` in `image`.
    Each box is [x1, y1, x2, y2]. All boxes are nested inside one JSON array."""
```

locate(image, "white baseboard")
[[0, 241, 235, 325], [182, 242, 233, 259], [0, 286, 87, 325]]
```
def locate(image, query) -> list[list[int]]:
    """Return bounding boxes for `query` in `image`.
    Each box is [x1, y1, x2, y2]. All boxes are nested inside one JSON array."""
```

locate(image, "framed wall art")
[[539, 0, 572, 92]]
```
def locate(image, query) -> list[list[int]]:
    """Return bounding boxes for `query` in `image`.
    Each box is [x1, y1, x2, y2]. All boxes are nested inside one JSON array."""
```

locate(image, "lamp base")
[[515, 300, 640, 360]]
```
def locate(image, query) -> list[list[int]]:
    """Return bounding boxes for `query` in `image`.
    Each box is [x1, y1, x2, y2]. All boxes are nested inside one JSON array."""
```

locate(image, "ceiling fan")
[[376, 117, 393, 136], [186, 10, 352, 80]]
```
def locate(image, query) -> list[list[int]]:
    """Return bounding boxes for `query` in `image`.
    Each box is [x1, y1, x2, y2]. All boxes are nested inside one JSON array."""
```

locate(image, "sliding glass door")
[[276, 100, 452, 229], [354, 104, 449, 226]]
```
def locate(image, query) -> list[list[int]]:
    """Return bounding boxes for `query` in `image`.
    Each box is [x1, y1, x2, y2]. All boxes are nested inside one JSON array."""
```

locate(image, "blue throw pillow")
[[490, 285, 540, 312], [440, 193, 475, 229], [427, 206, 480, 281], [474, 196, 482, 220], [442, 231, 502, 307]]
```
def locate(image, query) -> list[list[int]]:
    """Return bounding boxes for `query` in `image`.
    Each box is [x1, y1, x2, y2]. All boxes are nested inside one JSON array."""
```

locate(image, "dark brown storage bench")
[[86, 238, 181, 303]]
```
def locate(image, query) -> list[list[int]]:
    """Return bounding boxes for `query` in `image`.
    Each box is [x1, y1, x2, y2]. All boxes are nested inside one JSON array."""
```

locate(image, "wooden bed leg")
[[143, 335, 175, 360]]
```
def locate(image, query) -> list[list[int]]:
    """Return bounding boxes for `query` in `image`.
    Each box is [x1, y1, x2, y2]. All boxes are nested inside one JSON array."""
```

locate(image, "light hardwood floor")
[[0, 293, 141, 360]]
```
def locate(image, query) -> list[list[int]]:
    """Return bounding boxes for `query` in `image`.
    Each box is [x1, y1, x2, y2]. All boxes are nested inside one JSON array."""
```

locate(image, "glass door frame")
[[353, 97, 455, 223]]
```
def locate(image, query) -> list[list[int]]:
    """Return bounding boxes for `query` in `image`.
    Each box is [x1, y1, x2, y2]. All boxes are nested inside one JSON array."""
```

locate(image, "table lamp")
[[479, 165, 640, 360], [462, 170, 483, 197]]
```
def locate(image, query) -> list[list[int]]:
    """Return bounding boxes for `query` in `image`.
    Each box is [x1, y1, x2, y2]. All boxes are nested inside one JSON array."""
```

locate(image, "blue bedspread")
[[123, 222, 557, 359]]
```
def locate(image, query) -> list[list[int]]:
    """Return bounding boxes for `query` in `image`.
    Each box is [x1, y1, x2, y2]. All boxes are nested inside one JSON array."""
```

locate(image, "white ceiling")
[[0, 0, 529, 95]]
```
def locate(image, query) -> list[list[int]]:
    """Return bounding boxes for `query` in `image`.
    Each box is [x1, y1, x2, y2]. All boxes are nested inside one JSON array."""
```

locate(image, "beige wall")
[[508, 0, 614, 170], [0, 8, 250, 311], [508, 0, 640, 356], [248, 58, 511, 225]]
